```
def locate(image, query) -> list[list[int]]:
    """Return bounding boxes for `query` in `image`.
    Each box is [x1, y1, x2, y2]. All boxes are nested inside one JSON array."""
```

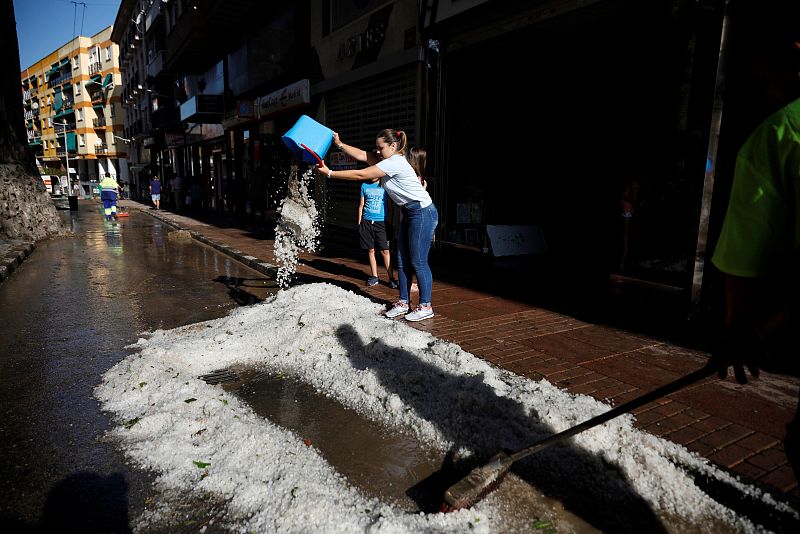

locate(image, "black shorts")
[[359, 219, 390, 250]]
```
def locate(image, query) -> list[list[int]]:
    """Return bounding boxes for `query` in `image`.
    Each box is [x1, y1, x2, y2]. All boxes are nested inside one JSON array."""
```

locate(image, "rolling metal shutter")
[[323, 64, 418, 229]]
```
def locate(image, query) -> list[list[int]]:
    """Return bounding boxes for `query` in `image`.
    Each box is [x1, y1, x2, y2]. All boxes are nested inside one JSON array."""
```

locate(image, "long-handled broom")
[[441, 364, 718, 512]]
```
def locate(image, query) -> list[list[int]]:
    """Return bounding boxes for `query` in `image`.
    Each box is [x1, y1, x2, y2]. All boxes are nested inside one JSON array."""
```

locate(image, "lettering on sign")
[[257, 80, 310, 119], [338, 23, 387, 60]]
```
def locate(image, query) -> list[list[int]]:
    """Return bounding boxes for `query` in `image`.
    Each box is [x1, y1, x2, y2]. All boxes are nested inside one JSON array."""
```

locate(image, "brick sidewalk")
[[120, 200, 800, 504]]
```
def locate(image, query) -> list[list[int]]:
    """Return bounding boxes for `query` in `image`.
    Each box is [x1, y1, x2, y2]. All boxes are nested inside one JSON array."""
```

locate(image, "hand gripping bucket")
[[282, 115, 334, 165]]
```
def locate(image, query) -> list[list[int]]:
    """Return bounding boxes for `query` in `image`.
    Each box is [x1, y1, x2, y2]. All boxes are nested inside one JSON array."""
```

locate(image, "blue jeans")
[[397, 201, 438, 305]]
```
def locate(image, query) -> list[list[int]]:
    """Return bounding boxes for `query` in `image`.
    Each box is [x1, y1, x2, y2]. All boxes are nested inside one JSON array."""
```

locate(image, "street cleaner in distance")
[[99, 174, 120, 221]]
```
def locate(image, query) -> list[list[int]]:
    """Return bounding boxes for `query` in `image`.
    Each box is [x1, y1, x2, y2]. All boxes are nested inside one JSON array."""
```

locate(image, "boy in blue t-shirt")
[[359, 179, 397, 288]]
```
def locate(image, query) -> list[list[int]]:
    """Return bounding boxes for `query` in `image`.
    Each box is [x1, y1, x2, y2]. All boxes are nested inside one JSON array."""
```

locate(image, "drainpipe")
[[689, 0, 732, 316]]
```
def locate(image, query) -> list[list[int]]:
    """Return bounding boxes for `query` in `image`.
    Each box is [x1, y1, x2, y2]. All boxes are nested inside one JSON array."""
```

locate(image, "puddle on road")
[[223, 369, 602, 534]]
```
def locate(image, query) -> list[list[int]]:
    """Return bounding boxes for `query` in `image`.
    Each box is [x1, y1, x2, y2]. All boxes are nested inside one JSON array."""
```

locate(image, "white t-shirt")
[[375, 154, 432, 208]]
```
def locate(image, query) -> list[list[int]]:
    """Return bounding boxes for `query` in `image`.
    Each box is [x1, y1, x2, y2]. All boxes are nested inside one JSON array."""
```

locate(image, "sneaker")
[[385, 301, 410, 318], [366, 276, 379, 287], [388, 279, 398, 289], [405, 305, 434, 322]]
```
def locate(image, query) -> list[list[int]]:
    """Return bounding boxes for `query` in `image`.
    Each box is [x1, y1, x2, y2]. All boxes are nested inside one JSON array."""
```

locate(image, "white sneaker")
[[385, 301, 410, 318], [405, 305, 434, 322]]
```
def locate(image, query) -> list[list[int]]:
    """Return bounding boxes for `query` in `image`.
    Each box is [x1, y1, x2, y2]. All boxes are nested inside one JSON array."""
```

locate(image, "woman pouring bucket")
[[284, 117, 438, 321], [322, 130, 437, 321]]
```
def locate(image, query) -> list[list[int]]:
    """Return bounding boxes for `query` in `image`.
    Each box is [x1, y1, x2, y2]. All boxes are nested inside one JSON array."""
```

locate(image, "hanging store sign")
[[257, 79, 309, 119], [180, 94, 223, 123], [221, 100, 256, 128]]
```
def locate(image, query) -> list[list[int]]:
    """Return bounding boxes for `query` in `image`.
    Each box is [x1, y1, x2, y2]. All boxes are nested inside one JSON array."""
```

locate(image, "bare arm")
[[316, 161, 385, 182], [358, 195, 365, 224], [333, 132, 381, 165]]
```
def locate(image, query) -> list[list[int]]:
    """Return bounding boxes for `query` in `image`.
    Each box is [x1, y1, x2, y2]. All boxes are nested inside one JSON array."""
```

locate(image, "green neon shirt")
[[712, 98, 800, 278]]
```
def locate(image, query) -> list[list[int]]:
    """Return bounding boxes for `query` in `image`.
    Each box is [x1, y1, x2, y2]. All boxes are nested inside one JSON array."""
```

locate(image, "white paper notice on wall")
[[486, 225, 547, 257]]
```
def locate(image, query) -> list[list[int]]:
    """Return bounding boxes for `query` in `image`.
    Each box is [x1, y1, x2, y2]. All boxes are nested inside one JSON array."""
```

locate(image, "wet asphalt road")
[[0, 203, 276, 532]]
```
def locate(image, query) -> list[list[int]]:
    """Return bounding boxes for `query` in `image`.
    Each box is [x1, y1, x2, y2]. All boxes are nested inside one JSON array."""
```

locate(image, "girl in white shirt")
[[317, 129, 438, 322]]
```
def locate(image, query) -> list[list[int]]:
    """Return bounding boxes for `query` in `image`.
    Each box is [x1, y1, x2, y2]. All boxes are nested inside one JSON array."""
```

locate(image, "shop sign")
[[338, 22, 387, 60], [329, 151, 358, 170], [257, 79, 309, 119], [165, 133, 185, 147], [237, 100, 254, 118], [222, 100, 256, 128], [180, 94, 224, 123]]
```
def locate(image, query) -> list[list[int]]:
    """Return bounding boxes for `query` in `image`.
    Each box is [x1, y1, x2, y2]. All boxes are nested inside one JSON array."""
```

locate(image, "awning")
[[66, 132, 77, 151], [53, 107, 74, 119], [102, 73, 113, 88], [90, 74, 102, 84], [28, 139, 42, 146], [60, 57, 70, 65], [54, 91, 63, 112], [93, 102, 105, 108]]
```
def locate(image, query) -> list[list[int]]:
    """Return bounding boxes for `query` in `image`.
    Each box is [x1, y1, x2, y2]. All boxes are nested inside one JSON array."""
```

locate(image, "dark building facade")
[[112, 0, 763, 321]]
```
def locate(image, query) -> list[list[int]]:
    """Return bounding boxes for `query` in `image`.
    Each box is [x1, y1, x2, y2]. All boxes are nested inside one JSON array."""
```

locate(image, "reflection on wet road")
[[0, 203, 276, 530]]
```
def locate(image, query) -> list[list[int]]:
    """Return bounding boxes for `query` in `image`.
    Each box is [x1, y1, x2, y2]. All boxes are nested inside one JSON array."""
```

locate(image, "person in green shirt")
[[711, 1, 800, 381], [710, 0, 800, 482]]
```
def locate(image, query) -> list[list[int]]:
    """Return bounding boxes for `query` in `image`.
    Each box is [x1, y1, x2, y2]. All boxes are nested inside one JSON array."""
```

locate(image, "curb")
[[130, 205, 280, 279], [0, 241, 35, 285]]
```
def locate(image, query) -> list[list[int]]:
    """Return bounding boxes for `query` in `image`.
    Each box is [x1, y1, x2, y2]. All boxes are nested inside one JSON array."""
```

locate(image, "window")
[[48, 117, 52, 127], [104, 47, 112, 61], [75, 83, 81, 95], [79, 134, 85, 147], [76, 109, 83, 122], [72, 55, 79, 69]]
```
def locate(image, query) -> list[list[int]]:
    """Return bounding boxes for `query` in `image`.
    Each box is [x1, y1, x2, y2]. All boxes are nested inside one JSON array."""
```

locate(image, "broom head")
[[441, 451, 513, 512]]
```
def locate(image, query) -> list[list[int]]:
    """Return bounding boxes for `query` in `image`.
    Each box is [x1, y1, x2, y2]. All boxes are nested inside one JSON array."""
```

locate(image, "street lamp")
[[53, 121, 71, 193]]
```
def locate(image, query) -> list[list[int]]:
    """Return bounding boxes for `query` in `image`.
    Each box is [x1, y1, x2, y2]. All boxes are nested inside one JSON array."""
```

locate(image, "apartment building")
[[20, 26, 125, 197]]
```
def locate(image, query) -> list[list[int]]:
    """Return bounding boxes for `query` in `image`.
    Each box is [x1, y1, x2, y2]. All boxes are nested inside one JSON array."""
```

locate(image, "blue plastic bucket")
[[282, 115, 334, 164]]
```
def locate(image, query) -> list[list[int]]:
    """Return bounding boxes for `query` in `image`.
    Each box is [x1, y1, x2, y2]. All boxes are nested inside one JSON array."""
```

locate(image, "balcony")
[[54, 123, 76, 134], [90, 91, 104, 104], [146, 50, 165, 79], [151, 104, 178, 129], [88, 61, 103, 75], [47, 71, 73, 88], [95, 144, 109, 154], [93, 116, 107, 128]]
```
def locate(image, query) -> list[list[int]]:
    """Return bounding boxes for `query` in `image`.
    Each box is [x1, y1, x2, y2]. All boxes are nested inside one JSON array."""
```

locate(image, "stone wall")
[[0, 163, 66, 241]]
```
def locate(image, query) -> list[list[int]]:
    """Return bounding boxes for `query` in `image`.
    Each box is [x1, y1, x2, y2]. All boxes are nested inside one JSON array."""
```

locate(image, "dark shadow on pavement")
[[212, 275, 271, 305], [39, 471, 132, 533], [301, 258, 370, 281], [335, 324, 668, 533]]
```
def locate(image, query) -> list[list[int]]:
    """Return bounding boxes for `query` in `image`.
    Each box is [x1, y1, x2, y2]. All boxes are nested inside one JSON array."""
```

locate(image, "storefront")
[[424, 0, 723, 291], [310, 1, 423, 234]]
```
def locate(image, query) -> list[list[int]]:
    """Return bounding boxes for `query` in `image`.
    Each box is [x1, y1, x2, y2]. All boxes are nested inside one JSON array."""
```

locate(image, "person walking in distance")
[[317, 130, 438, 322], [358, 178, 397, 288], [710, 0, 800, 479], [149, 175, 161, 210]]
